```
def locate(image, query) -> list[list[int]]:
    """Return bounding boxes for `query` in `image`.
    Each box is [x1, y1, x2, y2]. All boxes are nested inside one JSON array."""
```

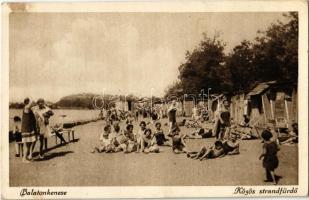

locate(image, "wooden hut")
[[183, 100, 195, 117], [208, 94, 225, 121], [234, 81, 298, 129], [230, 94, 247, 125]]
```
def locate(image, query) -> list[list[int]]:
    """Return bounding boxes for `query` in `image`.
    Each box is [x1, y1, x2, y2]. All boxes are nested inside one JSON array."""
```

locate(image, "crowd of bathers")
[[90, 100, 241, 159], [91, 119, 241, 160], [10, 97, 298, 185]]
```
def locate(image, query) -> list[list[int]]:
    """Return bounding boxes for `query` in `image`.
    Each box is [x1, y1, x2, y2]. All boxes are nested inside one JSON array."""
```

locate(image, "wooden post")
[[270, 100, 275, 119], [72, 130, 75, 141], [68, 130, 71, 142], [285, 100, 290, 129], [261, 95, 267, 125]]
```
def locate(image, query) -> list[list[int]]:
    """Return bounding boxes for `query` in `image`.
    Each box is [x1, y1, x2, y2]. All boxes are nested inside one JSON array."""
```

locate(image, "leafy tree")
[[164, 80, 183, 99], [165, 12, 298, 97], [253, 12, 298, 83], [177, 33, 231, 96], [226, 40, 256, 93]]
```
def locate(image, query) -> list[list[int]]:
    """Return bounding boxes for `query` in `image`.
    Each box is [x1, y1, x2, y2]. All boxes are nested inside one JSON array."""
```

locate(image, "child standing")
[[259, 130, 280, 185], [13, 116, 23, 157]]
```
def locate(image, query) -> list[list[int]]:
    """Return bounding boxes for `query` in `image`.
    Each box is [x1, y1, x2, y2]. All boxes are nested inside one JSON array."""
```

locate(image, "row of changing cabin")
[[182, 81, 297, 133]]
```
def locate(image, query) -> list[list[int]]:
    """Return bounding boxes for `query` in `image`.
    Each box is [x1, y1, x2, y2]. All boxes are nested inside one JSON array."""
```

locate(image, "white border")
[[1, 1, 308, 199]]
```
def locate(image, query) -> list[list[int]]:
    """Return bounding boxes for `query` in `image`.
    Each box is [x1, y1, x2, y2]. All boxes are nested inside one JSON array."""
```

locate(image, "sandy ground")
[[9, 118, 298, 186]]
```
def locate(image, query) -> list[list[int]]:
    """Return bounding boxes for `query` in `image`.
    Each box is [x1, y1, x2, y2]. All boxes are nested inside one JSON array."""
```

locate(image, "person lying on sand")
[[187, 140, 225, 161], [184, 128, 213, 139], [187, 134, 240, 160], [281, 123, 298, 145]]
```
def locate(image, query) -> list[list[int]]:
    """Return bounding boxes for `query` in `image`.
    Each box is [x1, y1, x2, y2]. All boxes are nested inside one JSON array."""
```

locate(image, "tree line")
[[164, 12, 298, 98]]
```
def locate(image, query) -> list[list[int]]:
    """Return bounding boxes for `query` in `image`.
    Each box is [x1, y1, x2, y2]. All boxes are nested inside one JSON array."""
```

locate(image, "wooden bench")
[[53, 128, 75, 145]]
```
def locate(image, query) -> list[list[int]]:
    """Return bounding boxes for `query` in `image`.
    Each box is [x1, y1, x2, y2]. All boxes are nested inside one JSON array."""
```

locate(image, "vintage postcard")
[[1, 1, 308, 199]]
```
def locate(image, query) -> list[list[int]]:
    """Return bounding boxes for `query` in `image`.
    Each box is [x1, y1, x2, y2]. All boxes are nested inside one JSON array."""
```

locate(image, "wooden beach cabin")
[[183, 100, 195, 117], [238, 81, 298, 130], [208, 94, 225, 121], [230, 93, 247, 125]]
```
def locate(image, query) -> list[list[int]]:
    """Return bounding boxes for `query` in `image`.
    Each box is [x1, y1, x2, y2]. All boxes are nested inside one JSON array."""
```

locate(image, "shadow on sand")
[[34, 151, 74, 161], [31, 138, 80, 157]]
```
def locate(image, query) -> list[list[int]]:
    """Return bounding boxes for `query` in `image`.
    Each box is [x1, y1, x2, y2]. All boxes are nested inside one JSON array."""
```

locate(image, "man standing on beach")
[[215, 99, 231, 140], [167, 100, 178, 134]]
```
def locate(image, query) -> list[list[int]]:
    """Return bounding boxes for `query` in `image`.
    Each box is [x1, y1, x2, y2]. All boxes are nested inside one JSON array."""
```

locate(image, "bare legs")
[[39, 136, 47, 158], [22, 142, 31, 163], [265, 169, 277, 185], [15, 143, 23, 157]]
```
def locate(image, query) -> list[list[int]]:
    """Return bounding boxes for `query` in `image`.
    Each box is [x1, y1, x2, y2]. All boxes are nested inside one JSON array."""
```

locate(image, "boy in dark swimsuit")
[[170, 126, 189, 154], [153, 122, 171, 146]]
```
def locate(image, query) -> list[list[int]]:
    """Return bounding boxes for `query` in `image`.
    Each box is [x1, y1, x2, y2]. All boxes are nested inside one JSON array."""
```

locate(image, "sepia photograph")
[[1, 1, 308, 199]]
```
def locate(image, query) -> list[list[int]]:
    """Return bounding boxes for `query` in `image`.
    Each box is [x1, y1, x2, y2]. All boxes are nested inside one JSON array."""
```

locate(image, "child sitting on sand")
[[140, 128, 160, 153], [222, 134, 240, 155], [135, 121, 147, 152], [169, 126, 189, 154], [153, 122, 171, 146], [114, 131, 130, 153], [259, 129, 280, 185], [123, 124, 137, 153], [91, 125, 114, 153]]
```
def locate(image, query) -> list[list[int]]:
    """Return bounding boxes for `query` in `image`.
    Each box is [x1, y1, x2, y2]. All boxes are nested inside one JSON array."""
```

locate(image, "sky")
[[9, 12, 287, 102]]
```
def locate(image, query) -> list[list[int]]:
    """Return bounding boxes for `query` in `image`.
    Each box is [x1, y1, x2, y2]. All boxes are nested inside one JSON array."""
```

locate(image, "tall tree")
[[253, 12, 298, 83], [178, 33, 231, 96], [226, 40, 256, 93], [165, 12, 298, 98]]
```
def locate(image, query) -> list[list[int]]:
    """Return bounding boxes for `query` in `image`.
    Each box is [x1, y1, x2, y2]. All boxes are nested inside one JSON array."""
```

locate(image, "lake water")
[[9, 109, 101, 130]]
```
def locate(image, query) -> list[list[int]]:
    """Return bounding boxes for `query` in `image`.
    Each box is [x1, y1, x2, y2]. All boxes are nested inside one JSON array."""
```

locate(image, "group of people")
[[102, 105, 163, 126], [91, 100, 240, 160], [11, 97, 291, 185], [91, 121, 171, 154], [92, 98, 287, 185], [12, 98, 67, 163]]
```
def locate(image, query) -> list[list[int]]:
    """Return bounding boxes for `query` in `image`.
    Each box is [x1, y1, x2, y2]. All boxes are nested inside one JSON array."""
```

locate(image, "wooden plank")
[[285, 99, 292, 129], [292, 88, 298, 123], [270, 99, 275, 119], [261, 95, 267, 125]]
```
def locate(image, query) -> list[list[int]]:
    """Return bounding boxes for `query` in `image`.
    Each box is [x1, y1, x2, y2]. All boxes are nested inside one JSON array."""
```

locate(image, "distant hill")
[[10, 93, 157, 110], [55, 93, 98, 109]]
